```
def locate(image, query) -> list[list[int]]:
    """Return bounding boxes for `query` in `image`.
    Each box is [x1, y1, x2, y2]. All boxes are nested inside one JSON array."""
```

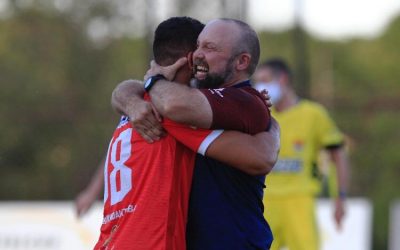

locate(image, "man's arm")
[[114, 59, 271, 140], [112, 77, 211, 141], [205, 119, 280, 175], [75, 157, 105, 217], [111, 79, 165, 142], [163, 117, 280, 176], [142, 58, 213, 128], [313, 104, 350, 230], [149, 80, 213, 128], [328, 146, 350, 230], [111, 79, 145, 116]]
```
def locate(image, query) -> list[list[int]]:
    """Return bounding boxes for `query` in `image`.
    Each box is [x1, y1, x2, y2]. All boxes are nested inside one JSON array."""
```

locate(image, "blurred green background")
[[0, 1, 399, 249]]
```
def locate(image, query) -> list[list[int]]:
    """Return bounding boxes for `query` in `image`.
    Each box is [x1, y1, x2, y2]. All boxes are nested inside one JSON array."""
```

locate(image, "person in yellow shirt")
[[253, 58, 350, 250]]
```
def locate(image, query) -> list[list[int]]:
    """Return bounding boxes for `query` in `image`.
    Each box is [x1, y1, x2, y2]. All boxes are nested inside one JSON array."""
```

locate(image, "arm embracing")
[[143, 58, 213, 128], [149, 80, 213, 128], [111, 79, 145, 116], [111, 79, 164, 142], [205, 118, 280, 176]]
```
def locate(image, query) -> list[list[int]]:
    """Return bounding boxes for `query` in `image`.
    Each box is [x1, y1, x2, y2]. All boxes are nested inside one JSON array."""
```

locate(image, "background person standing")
[[253, 58, 350, 250]]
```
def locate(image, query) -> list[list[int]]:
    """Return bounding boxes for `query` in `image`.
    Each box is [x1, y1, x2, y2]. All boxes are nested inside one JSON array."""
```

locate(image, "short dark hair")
[[153, 17, 204, 66], [259, 58, 292, 81]]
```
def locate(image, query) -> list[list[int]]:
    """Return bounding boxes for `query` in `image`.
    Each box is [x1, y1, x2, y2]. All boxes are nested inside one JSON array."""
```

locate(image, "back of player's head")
[[153, 16, 204, 66], [219, 18, 260, 76], [259, 58, 292, 81]]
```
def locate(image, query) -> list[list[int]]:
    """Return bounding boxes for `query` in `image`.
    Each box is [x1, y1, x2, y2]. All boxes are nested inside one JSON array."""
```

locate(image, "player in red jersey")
[[93, 17, 279, 250], [95, 115, 221, 250]]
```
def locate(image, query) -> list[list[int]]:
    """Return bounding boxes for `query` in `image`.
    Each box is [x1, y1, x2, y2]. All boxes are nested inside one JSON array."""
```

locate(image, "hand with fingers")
[[260, 89, 273, 108], [126, 99, 166, 143], [144, 57, 188, 81]]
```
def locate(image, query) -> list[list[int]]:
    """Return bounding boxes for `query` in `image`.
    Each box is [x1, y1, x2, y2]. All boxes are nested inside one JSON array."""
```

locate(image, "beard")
[[195, 73, 225, 89], [194, 57, 236, 89]]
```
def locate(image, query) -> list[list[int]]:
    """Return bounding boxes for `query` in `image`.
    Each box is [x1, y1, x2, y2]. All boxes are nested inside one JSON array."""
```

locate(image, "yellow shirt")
[[265, 100, 344, 196]]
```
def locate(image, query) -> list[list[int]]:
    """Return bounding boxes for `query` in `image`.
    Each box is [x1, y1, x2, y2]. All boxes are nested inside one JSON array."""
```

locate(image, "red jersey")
[[94, 116, 222, 250]]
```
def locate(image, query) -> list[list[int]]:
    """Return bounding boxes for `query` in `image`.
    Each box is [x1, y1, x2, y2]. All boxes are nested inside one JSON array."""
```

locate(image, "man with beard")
[[113, 18, 275, 249], [91, 17, 279, 250]]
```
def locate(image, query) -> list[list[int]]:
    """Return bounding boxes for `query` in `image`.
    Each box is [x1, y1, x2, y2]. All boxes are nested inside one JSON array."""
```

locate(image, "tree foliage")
[[0, 4, 399, 250]]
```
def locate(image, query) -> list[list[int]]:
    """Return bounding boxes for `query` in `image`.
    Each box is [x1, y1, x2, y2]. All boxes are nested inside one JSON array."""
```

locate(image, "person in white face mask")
[[253, 58, 350, 250], [253, 80, 282, 105]]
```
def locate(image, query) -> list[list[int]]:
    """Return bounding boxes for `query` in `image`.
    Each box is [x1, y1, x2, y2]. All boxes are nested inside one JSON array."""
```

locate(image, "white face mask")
[[254, 81, 282, 105]]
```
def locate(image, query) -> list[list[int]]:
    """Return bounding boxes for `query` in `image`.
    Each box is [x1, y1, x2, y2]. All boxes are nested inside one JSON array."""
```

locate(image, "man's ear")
[[235, 53, 251, 71], [187, 52, 194, 70]]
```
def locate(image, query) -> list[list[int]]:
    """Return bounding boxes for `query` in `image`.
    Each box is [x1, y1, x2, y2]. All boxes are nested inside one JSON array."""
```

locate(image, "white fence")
[[0, 198, 373, 250], [389, 200, 400, 250]]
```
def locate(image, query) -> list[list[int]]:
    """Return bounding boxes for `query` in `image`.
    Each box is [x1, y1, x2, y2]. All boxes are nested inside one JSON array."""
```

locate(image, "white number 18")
[[104, 128, 133, 206]]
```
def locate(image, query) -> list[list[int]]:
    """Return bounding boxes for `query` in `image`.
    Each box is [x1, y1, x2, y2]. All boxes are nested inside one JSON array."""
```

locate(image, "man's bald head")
[[216, 18, 260, 76]]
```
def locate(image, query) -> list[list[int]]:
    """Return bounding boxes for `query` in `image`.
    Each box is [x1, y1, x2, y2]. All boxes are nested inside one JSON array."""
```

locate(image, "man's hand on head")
[[144, 57, 188, 81], [127, 100, 166, 143]]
